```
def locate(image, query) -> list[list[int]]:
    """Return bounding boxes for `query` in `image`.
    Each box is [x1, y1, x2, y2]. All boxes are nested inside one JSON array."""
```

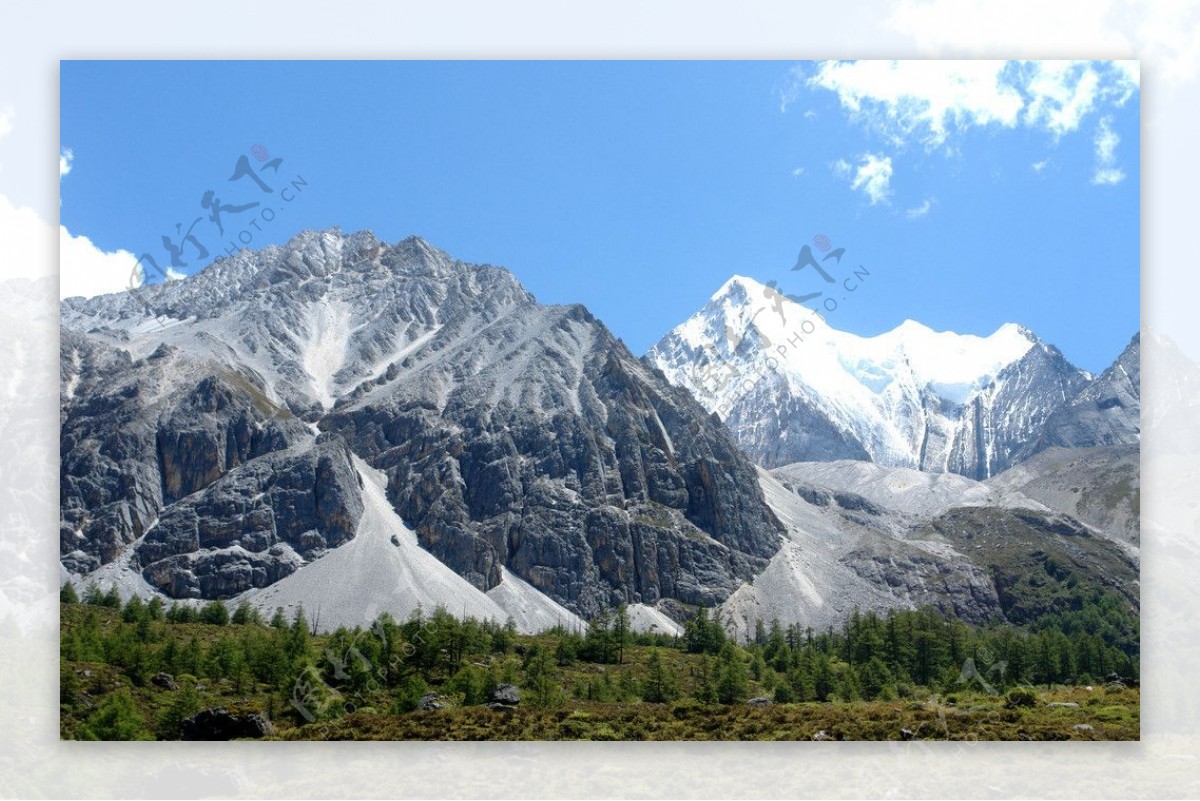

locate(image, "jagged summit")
[[646, 274, 1134, 478]]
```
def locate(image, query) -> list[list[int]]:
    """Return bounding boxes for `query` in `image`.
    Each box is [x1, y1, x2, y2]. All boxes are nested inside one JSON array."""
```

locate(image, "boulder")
[[416, 692, 449, 711], [746, 696, 771, 707], [487, 702, 517, 713], [180, 708, 274, 740], [150, 672, 177, 690], [491, 683, 520, 705]]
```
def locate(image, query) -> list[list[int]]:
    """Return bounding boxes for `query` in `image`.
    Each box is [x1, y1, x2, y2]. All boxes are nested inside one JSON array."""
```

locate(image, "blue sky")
[[59, 60, 1139, 373]]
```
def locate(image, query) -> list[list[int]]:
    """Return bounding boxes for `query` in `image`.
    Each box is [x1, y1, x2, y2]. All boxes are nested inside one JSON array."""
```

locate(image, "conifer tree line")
[[60, 580, 1137, 739]]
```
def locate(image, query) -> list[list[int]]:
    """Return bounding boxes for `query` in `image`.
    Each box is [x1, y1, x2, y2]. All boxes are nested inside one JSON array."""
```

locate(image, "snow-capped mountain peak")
[[646, 275, 1096, 477]]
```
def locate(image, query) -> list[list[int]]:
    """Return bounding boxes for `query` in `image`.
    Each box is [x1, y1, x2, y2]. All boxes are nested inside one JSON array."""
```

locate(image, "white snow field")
[[648, 275, 1037, 470]]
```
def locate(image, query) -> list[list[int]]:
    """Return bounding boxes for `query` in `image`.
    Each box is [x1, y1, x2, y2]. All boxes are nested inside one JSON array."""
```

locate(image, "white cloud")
[[1095, 116, 1120, 163], [831, 158, 853, 178], [0, 142, 142, 297], [887, 0, 1195, 85], [1020, 61, 1105, 136], [791, 166, 806, 177], [906, 198, 934, 218], [844, 153, 893, 205], [800, 59, 1138, 149], [0, 191, 53, 282], [0, 191, 139, 297], [807, 60, 1025, 147], [1032, 159, 1049, 172], [59, 226, 140, 299], [1091, 115, 1126, 185], [59, 148, 73, 178]]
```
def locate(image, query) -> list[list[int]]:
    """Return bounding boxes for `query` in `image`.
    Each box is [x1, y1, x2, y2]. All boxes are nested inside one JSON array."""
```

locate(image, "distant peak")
[[714, 274, 768, 298], [894, 318, 933, 333], [993, 322, 1038, 342]]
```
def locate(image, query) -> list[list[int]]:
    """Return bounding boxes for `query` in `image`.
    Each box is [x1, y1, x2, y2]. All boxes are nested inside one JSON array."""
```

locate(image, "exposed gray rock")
[[61, 230, 784, 616], [945, 342, 1091, 479], [746, 696, 772, 707], [150, 672, 177, 690], [136, 436, 364, 598], [1034, 333, 1140, 452], [416, 692, 450, 711], [986, 445, 1140, 548], [490, 683, 521, 705], [180, 708, 273, 740]]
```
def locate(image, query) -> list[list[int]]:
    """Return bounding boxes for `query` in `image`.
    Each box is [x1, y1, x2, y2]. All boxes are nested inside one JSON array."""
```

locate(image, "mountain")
[[59, 230, 784, 629], [645, 275, 1136, 479], [714, 459, 1138, 639], [985, 445, 1140, 550], [1033, 333, 1140, 452]]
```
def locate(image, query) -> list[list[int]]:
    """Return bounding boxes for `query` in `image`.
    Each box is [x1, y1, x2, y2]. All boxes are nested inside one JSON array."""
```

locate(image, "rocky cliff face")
[[943, 341, 1092, 479], [1033, 333, 1140, 452], [60, 229, 783, 616]]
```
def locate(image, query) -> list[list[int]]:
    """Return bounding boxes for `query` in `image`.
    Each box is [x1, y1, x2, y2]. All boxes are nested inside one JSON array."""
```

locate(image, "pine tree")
[[75, 690, 153, 741], [59, 583, 79, 604], [694, 654, 718, 704], [231, 601, 261, 625], [641, 648, 679, 703], [198, 600, 230, 626], [612, 605, 630, 665], [715, 643, 749, 704], [524, 644, 562, 708]]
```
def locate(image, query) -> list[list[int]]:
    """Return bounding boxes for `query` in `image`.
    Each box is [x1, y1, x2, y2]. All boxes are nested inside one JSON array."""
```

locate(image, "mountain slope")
[[1033, 333, 1140, 452], [986, 445, 1140, 549], [60, 229, 784, 626], [716, 459, 1139, 640]]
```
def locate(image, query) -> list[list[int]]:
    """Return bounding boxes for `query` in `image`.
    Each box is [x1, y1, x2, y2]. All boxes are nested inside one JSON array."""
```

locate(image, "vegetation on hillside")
[[60, 580, 1138, 741]]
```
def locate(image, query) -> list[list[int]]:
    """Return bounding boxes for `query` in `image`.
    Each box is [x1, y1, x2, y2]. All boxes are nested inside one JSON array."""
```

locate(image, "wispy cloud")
[[795, 60, 1137, 150], [906, 198, 934, 219], [1032, 159, 1049, 172], [886, 0, 1192, 85], [1091, 116, 1125, 185], [791, 166, 806, 177], [834, 153, 894, 205], [59, 147, 74, 178]]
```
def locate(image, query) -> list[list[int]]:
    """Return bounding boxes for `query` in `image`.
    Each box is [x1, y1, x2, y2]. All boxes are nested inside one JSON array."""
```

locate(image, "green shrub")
[[1005, 687, 1038, 708]]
